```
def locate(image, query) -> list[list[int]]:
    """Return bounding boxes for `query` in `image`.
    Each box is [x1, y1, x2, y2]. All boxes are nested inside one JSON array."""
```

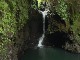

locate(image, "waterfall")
[[38, 10, 48, 47]]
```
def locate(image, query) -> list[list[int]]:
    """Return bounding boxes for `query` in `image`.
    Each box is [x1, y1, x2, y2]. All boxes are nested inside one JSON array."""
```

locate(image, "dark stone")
[[65, 42, 80, 53], [52, 12, 66, 26], [43, 31, 70, 47], [45, 16, 49, 32], [17, 9, 43, 59], [28, 9, 43, 48]]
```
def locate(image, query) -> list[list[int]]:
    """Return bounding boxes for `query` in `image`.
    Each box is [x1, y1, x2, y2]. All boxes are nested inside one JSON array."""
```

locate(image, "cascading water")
[[38, 10, 48, 47]]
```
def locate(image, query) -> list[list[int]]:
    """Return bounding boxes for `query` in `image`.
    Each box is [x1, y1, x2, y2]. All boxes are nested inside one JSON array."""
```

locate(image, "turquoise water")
[[21, 47, 80, 60]]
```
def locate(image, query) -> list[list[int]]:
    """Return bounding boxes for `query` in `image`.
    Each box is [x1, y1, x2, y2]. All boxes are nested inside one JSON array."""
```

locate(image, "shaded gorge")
[[19, 9, 80, 60], [17, 1, 80, 60]]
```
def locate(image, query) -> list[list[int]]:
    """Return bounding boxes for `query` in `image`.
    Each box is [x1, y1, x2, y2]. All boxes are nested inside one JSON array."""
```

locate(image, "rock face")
[[27, 9, 43, 48], [42, 0, 80, 53], [0, 0, 43, 60], [1, 0, 80, 60], [65, 42, 80, 53], [0, 0, 30, 60], [43, 11, 80, 53], [43, 12, 69, 47], [17, 9, 43, 59]]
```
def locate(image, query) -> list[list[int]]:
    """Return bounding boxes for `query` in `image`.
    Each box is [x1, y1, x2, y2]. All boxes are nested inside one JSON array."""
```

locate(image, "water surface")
[[21, 47, 80, 60]]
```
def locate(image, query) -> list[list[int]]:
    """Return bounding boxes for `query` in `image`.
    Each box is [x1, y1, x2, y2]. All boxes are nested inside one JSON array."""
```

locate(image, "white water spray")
[[38, 10, 48, 47]]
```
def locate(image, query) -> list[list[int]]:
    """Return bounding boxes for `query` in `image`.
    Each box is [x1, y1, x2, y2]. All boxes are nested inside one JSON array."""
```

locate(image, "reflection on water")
[[21, 47, 80, 60]]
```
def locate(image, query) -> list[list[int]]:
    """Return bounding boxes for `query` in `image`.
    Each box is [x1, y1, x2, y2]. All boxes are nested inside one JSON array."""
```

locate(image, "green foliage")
[[0, 0, 29, 60], [31, 0, 38, 10], [0, 39, 11, 60], [68, 0, 80, 43], [72, 14, 80, 43], [56, 0, 68, 20], [37, 0, 42, 7], [16, 0, 29, 30], [0, 0, 16, 60]]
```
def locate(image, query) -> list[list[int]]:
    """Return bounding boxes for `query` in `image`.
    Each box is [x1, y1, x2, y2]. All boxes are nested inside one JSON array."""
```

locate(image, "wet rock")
[[64, 42, 80, 53], [43, 31, 69, 47], [17, 9, 43, 59], [43, 10, 80, 53], [28, 9, 43, 48]]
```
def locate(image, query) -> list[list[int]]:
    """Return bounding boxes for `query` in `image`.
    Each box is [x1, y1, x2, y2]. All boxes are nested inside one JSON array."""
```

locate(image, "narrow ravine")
[[18, 1, 80, 60], [20, 9, 80, 60]]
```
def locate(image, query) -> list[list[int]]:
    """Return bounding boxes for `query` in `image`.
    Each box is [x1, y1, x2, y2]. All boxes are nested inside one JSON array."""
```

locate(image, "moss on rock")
[[0, 0, 30, 60], [46, 0, 80, 53]]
